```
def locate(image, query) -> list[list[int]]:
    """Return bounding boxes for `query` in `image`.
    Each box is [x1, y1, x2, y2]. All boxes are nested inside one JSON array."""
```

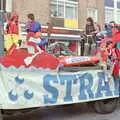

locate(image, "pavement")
[[3, 102, 120, 120]]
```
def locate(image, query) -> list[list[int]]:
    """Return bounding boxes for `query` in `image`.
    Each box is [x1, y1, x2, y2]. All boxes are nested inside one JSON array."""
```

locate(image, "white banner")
[[0, 65, 119, 109]]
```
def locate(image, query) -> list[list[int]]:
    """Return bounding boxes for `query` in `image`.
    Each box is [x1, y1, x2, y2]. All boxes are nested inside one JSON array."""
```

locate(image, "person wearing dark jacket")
[[85, 17, 97, 35], [84, 17, 98, 55]]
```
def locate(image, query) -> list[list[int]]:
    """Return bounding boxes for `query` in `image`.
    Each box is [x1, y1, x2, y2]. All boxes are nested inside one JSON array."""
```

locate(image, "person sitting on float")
[[25, 13, 47, 50], [96, 23, 112, 38]]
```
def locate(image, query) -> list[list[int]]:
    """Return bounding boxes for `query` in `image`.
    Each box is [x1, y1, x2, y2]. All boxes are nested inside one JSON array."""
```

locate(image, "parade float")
[[0, 1, 119, 117], [0, 38, 119, 115]]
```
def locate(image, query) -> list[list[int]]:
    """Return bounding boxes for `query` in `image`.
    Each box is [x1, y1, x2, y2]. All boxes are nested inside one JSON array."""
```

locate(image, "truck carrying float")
[[0, 33, 119, 117]]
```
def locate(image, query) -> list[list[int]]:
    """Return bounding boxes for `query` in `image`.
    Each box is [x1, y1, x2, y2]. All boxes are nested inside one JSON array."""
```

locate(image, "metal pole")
[[0, 0, 4, 119], [1, 0, 4, 10], [0, 0, 4, 56], [114, 0, 117, 22]]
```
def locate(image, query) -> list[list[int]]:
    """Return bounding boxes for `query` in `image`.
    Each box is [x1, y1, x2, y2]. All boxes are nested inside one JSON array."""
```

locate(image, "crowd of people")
[[4, 13, 46, 52], [4, 13, 120, 53], [4, 13, 120, 80], [84, 17, 120, 81]]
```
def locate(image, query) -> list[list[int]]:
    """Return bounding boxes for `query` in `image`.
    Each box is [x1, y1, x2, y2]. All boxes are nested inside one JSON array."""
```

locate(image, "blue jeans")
[[116, 42, 120, 49], [37, 38, 48, 46]]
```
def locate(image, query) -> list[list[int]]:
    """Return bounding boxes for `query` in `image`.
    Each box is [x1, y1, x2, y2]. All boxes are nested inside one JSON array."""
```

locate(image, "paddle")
[[24, 52, 41, 66]]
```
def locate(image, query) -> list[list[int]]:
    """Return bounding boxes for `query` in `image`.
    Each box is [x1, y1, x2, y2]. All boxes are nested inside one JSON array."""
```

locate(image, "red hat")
[[11, 13, 19, 20], [100, 43, 106, 48]]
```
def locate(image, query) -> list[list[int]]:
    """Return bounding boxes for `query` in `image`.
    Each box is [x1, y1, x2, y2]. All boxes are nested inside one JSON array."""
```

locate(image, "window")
[[105, 8, 114, 23], [66, 3, 77, 19], [58, 1, 64, 17], [117, 1, 120, 23], [117, 1, 120, 9], [51, 0, 78, 20], [104, 0, 120, 24], [104, 0, 114, 7], [68, 0, 78, 1], [51, 3, 57, 17], [117, 10, 120, 23], [0, 0, 6, 10], [87, 8, 98, 22]]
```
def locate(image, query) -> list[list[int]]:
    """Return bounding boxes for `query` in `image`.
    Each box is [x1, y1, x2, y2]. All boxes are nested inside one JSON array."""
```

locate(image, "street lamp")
[[0, 0, 4, 56]]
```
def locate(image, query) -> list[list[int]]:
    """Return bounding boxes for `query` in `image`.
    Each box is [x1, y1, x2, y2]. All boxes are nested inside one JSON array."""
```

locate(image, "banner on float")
[[0, 66, 119, 109]]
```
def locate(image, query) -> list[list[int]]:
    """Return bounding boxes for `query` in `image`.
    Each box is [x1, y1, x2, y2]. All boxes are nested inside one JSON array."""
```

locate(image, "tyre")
[[2, 110, 19, 116], [93, 101, 105, 114], [0, 110, 3, 120], [93, 98, 118, 114]]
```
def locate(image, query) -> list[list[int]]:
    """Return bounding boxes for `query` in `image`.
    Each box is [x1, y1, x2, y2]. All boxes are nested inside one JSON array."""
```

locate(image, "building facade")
[[9, 0, 104, 29], [78, 0, 104, 29], [105, 0, 120, 23], [12, 0, 51, 26], [4, 0, 120, 29]]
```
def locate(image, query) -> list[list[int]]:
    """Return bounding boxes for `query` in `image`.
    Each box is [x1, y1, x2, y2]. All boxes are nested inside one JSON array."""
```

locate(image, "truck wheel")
[[2, 110, 16, 116], [87, 101, 104, 113], [93, 98, 118, 114], [0, 110, 3, 120]]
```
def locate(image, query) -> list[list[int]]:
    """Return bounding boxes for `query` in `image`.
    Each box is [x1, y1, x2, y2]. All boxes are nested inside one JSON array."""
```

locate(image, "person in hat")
[[5, 13, 19, 51]]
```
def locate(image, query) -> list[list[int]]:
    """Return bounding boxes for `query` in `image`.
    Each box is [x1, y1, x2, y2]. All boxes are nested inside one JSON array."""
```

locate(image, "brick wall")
[[97, 0, 105, 29], [78, 0, 88, 29], [13, 0, 50, 25], [12, 0, 104, 29], [78, 0, 104, 29]]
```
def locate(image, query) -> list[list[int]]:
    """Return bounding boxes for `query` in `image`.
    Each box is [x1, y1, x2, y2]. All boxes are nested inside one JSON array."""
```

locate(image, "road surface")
[[3, 102, 120, 120]]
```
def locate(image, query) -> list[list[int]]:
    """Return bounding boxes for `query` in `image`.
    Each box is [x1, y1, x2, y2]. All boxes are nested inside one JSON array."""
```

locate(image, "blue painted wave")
[[0, 64, 53, 72]]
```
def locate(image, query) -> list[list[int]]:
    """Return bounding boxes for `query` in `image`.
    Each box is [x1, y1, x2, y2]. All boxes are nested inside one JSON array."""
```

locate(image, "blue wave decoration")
[[0, 64, 53, 72], [24, 90, 34, 100], [15, 76, 25, 84], [8, 90, 18, 101]]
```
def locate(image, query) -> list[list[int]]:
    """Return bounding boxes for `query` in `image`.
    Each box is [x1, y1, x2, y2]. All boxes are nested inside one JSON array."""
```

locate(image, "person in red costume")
[[98, 43, 108, 62], [97, 42, 119, 82], [97, 43, 109, 82], [106, 41, 119, 80], [112, 25, 120, 67], [112, 26, 120, 48], [70, 42, 77, 53], [5, 13, 19, 51], [109, 21, 118, 36], [6, 13, 19, 35]]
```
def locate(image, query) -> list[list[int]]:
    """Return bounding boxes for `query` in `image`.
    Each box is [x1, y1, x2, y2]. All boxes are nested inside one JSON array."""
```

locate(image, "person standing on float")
[[4, 13, 19, 51]]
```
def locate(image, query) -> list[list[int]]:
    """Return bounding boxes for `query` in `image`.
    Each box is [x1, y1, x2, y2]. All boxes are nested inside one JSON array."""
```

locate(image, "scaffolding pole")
[[0, 0, 4, 56]]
